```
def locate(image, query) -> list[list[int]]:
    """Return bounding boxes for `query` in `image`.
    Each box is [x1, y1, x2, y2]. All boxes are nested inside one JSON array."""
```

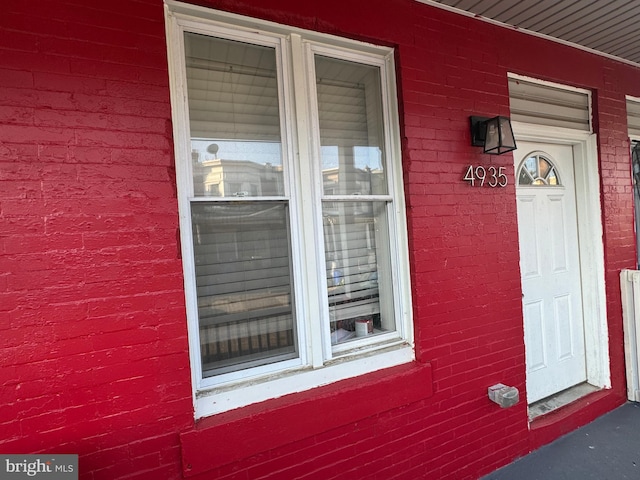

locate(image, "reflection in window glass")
[[518, 154, 560, 186], [323, 201, 394, 345], [192, 202, 297, 376], [173, 13, 410, 394], [524, 156, 537, 178], [315, 55, 388, 196], [184, 33, 285, 197]]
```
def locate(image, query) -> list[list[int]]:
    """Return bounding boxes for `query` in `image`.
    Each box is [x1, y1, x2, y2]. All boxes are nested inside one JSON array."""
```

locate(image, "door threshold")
[[528, 383, 600, 421]]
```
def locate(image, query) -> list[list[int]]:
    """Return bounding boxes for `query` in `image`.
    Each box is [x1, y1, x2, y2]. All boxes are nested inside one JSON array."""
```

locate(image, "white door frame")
[[512, 121, 611, 393]]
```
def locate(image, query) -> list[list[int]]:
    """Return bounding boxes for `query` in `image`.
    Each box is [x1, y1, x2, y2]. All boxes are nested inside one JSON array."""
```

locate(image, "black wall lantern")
[[470, 116, 517, 155]]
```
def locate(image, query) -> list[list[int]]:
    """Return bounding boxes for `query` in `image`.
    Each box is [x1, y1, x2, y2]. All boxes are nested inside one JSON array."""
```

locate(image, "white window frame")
[[164, 0, 414, 418]]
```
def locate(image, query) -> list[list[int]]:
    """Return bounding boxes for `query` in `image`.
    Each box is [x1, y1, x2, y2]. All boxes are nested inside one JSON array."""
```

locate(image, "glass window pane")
[[323, 201, 395, 345], [185, 33, 285, 197], [192, 202, 297, 376], [524, 156, 537, 177], [538, 157, 551, 179], [518, 154, 561, 186], [518, 168, 533, 185], [315, 55, 388, 195]]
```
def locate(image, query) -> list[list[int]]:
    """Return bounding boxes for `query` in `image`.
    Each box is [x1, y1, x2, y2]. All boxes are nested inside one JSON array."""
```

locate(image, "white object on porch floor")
[[621, 269, 640, 402]]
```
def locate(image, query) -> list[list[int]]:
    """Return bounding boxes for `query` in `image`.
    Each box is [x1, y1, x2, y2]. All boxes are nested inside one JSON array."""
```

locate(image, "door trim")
[[512, 121, 611, 394]]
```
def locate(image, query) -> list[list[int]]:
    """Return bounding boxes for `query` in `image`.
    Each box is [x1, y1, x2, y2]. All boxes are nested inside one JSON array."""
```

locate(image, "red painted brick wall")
[[0, 1, 193, 478], [0, 0, 636, 479]]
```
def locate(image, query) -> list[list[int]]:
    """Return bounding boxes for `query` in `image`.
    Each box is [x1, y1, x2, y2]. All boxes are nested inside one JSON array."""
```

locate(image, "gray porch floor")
[[481, 402, 640, 480]]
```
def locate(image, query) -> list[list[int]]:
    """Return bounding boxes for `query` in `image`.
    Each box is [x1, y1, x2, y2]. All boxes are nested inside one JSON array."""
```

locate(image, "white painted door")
[[515, 141, 587, 404]]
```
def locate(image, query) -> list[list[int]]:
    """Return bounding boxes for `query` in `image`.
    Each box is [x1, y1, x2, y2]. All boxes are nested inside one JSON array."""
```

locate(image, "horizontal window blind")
[[192, 203, 293, 317], [315, 55, 394, 345], [508, 77, 590, 131], [323, 202, 390, 343], [185, 33, 280, 141], [316, 82, 369, 146], [628, 98, 640, 138], [192, 201, 296, 375]]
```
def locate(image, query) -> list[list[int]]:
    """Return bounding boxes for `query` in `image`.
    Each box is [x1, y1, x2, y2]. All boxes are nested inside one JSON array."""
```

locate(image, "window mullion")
[[289, 33, 326, 368]]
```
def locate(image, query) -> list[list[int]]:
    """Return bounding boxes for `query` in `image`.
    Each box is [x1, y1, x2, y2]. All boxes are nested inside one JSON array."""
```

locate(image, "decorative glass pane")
[[539, 157, 550, 179], [518, 154, 561, 186], [323, 201, 394, 345], [315, 55, 388, 195], [518, 168, 533, 185], [184, 33, 285, 197], [192, 202, 297, 376], [524, 156, 537, 177]]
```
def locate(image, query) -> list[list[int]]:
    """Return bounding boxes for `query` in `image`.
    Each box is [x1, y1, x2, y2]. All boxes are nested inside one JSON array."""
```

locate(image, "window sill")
[[180, 359, 433, 477], [195, 342, 414, 418]]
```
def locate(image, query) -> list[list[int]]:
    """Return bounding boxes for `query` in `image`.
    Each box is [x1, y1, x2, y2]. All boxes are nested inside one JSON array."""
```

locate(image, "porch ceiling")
[[422, 0, 640, 68]]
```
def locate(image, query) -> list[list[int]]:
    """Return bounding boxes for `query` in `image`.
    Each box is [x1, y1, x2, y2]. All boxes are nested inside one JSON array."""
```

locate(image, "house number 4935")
[[463, 165, 508, 187]]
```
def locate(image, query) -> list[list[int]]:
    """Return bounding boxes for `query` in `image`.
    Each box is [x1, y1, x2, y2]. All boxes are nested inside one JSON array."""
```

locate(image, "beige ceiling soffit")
[[415, 0, 640, 69]]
